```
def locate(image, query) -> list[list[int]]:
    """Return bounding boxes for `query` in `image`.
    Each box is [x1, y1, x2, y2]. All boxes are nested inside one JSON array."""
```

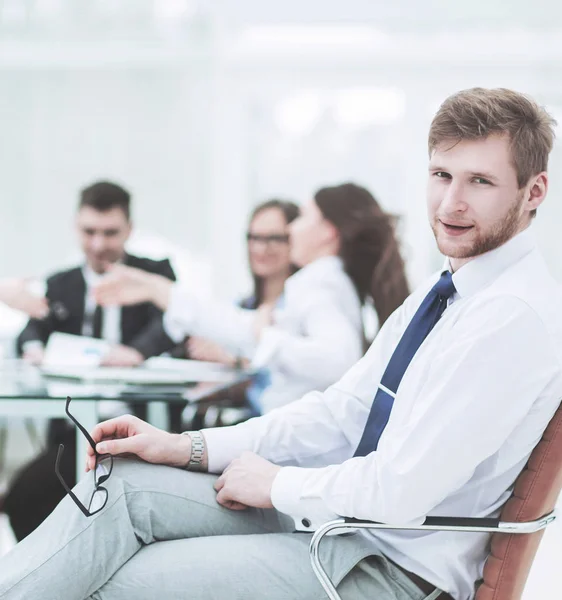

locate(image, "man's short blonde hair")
[[429, 88, 557, 189]]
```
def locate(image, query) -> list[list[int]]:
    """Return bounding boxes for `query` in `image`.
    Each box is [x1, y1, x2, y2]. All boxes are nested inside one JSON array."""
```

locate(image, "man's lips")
[[439, 220, 474, 236]]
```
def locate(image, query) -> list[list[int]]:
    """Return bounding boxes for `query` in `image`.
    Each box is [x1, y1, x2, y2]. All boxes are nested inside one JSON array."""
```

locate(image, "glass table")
[[0, 360, 253, 474]]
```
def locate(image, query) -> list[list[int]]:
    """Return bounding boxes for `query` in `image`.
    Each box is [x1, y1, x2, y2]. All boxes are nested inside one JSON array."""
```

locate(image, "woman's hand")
[[94, 265, 173, 310], [253, 303, 274, 340], [100, 344, 144, 367], [187, 337, 236, 367], [85, 415, 191, 472]]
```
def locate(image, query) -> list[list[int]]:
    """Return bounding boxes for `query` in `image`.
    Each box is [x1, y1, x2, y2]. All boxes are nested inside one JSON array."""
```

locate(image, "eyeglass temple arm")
[[54, 443, 91, 518], [65, 396, 97, 452]]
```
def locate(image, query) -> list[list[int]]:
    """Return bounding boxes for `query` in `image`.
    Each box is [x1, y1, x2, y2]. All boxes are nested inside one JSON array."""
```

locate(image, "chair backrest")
[[476, 403, 562, 600]]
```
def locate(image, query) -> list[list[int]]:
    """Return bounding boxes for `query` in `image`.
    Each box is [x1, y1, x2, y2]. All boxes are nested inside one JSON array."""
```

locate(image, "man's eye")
[[434, 171, 451, 179]]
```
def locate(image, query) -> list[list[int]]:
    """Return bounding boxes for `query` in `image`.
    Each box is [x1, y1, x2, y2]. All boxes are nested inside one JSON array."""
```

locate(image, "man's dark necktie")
[[354, 271, 457, 457], [92, 304, 103, 339]]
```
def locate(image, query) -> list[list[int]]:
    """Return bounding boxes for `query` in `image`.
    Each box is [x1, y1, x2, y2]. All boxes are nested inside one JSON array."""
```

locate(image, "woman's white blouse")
[[163, 256, 364, 412]]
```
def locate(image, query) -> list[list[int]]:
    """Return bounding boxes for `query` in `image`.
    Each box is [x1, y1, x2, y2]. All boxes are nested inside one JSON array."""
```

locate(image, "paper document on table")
[[144, 357, 245, 382], [145, 356, 237, 377], [44, 332, 110, 368], [42, 356, 244, 384]]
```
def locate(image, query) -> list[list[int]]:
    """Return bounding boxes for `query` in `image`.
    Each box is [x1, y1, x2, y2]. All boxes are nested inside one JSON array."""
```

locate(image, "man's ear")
[[124, 220, 133, 240], [525, 172, 548, 213]]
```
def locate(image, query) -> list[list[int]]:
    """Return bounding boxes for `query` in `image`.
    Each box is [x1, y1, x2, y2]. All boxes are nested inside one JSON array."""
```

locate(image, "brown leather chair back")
[[476, 404, 562, 599]]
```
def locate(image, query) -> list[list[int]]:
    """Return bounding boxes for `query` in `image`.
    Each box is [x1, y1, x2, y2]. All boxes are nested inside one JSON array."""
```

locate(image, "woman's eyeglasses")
[[55, 396, 114, 517], [246, 233, 289, 246]]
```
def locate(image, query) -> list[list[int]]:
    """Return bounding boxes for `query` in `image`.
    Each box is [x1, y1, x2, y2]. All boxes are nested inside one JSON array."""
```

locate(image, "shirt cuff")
[[201, 425, 256, 474], [22, 340, 45, 352], [163, 284, 192, 343], [251, 326, 289, 369], [271, 466, 340, 532]]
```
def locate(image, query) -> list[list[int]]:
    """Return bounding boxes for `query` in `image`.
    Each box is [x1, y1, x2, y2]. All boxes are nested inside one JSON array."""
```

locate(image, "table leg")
[[147, 401, 168, 431]]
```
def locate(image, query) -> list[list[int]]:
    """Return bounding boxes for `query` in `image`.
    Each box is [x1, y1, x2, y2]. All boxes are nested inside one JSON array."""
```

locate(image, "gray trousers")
[[0, 459, 440, 600]]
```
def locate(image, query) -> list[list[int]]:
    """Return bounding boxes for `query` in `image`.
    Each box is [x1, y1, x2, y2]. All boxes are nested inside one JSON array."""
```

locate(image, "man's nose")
[[441, 182, 468, 214], [90, 235, 106, 253]]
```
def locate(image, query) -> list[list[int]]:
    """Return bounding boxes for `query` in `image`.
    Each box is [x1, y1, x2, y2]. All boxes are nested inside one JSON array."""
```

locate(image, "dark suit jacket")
[[17, 254, 179, 359]]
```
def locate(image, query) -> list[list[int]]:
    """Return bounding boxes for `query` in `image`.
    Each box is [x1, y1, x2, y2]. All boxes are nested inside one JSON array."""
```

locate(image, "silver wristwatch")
[[182, 431, 206, 471]]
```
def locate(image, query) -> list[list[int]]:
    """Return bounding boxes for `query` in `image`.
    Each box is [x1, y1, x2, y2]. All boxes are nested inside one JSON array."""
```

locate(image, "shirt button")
[[301, 518, 311, 528]]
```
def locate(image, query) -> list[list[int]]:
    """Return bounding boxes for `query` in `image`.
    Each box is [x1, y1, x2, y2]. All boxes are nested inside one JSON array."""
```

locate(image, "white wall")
[[0, 11, 561, 299]]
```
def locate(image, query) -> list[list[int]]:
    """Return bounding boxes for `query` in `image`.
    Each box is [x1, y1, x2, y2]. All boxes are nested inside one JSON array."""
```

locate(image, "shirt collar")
[[82, 257, 124, 288], [443, 227, 537, 299], [82, 264, 103, 288], [288, 255, 344, 287]]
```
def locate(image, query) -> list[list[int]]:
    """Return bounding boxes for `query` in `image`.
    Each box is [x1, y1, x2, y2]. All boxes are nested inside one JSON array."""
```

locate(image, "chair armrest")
[[309, 510, 557, 600], [343, 511, 556, 533], [344, 515, 500, 529]]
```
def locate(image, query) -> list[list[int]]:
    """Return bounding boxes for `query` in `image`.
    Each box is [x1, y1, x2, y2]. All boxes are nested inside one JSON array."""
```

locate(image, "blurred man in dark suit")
[[18, 180, 177, 365], [4, 181, 185, 541]]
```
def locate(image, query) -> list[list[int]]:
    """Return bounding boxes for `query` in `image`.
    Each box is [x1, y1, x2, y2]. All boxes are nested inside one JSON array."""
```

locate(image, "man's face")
[[427, 134, 543, 271], [76, 206, 131, 274]]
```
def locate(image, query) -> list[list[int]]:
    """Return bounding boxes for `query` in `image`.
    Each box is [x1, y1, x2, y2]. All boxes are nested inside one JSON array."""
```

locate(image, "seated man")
[[4, 181, 184, 541], [18, 180, 177, 368], [1, 88, 561, 600]]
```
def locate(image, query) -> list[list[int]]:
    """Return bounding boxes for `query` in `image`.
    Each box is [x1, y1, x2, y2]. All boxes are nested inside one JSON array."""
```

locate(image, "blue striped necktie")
[[354, 271, 457, 457]]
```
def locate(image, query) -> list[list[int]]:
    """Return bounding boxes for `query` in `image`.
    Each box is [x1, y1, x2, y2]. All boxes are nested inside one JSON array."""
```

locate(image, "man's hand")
[[94, 264, 173, 310], [86, 414, 191, 472], [0, 278, 48, 318], [214, 452, 281, 511], [22, 344, 45, 366], [101, 344, 144, 367]]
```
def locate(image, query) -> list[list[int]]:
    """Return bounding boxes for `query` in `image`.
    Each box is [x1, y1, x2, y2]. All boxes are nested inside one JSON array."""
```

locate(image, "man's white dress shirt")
[[82, 265, 121, 344], [164, 256, 364, 412], [202, 229, 562, 599]]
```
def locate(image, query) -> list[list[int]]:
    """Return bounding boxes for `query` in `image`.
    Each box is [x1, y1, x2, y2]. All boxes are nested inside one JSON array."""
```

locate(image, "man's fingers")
[[94, 289, 118, 307], [214, 474, 225, 492], [90, 415, 136, 445], [95, 434, 143, 457], [224, 500, 247, 511], [93, 277, 122, 305], [213, 462, 235, 492], [215, 488, 247, 511], [86, 415, 139, 466]]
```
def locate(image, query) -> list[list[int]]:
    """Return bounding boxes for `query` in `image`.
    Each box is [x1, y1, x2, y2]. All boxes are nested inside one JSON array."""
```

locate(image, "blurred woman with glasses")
[[186, 199, 299, 370], [94, 183, 410, 414], [186, 199, 299, 419]]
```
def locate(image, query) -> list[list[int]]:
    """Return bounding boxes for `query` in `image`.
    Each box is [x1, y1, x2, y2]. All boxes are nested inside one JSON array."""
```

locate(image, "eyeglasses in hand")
[[55, 396, 114, 517]]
